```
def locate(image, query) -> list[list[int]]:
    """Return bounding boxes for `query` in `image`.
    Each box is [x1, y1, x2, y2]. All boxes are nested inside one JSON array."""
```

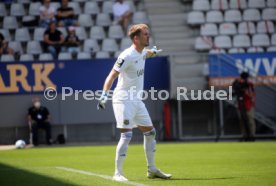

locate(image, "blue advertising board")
[[0, 57, 169, 94], [209, 52, 276, 87]]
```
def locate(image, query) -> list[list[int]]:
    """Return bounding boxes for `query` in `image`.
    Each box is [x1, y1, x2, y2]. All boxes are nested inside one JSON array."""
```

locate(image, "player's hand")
[[150, 46, 162, 55], [97, 91, 108, 110]]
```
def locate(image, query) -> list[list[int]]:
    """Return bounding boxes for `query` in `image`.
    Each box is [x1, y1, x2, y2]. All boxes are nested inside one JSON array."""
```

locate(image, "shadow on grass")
[[0, 163, 76, 186]]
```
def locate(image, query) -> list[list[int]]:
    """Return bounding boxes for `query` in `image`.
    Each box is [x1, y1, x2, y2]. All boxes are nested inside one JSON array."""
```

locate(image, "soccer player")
[[98, 24, 172, 182]]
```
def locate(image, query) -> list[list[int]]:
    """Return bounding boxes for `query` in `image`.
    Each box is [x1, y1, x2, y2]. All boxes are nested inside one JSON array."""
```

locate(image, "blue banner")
[[0, 57, 169, 94], [209, 52, 276, 87]]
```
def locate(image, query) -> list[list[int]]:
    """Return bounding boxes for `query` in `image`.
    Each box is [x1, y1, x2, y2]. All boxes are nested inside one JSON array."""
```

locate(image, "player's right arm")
[[103, 69, 119, 92], [97, 69, 120, 110], [98, 54, 129, 110]]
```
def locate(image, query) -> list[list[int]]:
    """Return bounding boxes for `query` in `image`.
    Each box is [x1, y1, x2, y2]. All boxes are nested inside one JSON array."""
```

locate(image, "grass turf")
[[0, 142, 275, 186]]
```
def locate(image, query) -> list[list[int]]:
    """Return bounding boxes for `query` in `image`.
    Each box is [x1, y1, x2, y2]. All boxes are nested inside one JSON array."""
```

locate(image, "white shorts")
[[112, 101, 153, 129]]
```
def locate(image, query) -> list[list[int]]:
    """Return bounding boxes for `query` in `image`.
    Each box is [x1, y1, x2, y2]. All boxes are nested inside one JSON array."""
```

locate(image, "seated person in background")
[[0, 33, 14, 55], [39, 0, 56, 28], [113, 0, 133, 34], [57, 0, 79, 27], [64, 26, 80, 55], [28, 97, 52, 146], [43, 21, 65, 59]]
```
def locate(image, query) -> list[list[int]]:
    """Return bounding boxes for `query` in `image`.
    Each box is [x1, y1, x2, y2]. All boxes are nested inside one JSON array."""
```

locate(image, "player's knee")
[[143, 128, 156, 138], [121, 131, 133, 141]]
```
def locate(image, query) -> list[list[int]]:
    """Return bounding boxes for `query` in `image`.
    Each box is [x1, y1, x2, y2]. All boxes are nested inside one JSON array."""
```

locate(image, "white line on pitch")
[[55, 166, 148, 186]]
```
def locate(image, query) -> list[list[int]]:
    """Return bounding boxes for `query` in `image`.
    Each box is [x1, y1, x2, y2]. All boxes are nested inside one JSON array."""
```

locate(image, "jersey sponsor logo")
[[115, 58, 125, 68], [137, 69, 144, 77]]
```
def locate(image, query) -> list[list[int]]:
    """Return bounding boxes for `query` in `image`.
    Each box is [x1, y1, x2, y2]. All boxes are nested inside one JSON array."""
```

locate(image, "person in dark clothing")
[[232, 72, 256, 141], [43, 21, 64, 59], [56, 0, 79, 27], [64, 26, 80, 55], [28, 97, 52, 146], [0, 33, 14, 55]]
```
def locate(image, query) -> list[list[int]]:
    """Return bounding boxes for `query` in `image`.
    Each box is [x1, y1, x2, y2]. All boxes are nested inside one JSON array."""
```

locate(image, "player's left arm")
[[146, 46, 162, 58]]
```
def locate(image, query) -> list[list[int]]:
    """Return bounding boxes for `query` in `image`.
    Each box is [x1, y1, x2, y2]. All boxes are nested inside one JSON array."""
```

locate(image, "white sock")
[[115, 131, 132, 175], [144, 128, 157, 172]]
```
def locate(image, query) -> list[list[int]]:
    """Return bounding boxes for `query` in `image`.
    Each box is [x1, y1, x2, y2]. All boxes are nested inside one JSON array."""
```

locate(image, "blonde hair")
[[128, 24, 149, 40]]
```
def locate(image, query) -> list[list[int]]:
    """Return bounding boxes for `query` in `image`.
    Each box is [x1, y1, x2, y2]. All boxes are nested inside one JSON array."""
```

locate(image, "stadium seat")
[[29, 2, 42, 16], [229, 0, 247, 9], [90, 26, 106, 40], [75, 27, 87, 40], [187, 11, 205, 25], [57, 27, 68, 38], [228, 48, 245, 53], [267, 46, 276, 52], [252, 34, 270, 47], [39, 53, 54, 61], [193, 0, 210, 11], [125, 0, 136, 12], [102, 1, 113, 14], [3, 16, 19, 29], [15, 28, 31, 42], [58, 52, 72, 60], [77, 52, 91, 60], [84, 2, 100, 15], [95, 51, 110, 59], [133, 12, 149, 24], [271, 33, 276, 45], [248, 0, 265, 9], [17, 0, 30, 4], [200, 24, 218, 36], [96, 13, 112, 27], [0, 3, 7, 17], [1, 55, 15, 62], [233, 35, 251, 48], [247, 47, 264, 53], [238, 22, 256, 34], [243, 9, 261, 21], [120, 37, 132, 50], [257, 21, 275, 34], [195, 37, 213, 51], [206, 11, 223, 23], [267, 0, 276, 7], [10, 3, 25, 17], [22, 16, 36, 24], [219, 23, 237, 35], [224, 10, 242, 23], [8, 41, 23, 54], [214, 35, 232, 49], [262, 8, 276, 21], [0, 29, 11, 41], [209, 49, 226, 54], [102, 38, 119, 52], [78, 14, 94, 28], [27, 41, 42, 55], [114, 51, 122, 58], [108, 25, 124, 39], [83, 39, 100, 52], [68, 2, 81, 15], [20, 54, 34, 62], [211, 0, 228, 10], [34, 28, 46, 41]]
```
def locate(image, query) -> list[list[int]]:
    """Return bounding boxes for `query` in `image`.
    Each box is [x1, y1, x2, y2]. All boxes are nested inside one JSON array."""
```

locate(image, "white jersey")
[[113, 45, 147, 102]]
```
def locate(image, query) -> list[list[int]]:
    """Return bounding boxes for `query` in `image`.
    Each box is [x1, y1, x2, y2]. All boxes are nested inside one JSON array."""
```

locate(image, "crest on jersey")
[[123, 119, 129, 125], [115, 58, 125, 68]]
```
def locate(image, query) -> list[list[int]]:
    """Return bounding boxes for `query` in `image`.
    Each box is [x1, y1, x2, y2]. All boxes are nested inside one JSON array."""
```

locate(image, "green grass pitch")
[[0, 142, 275, 186]]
